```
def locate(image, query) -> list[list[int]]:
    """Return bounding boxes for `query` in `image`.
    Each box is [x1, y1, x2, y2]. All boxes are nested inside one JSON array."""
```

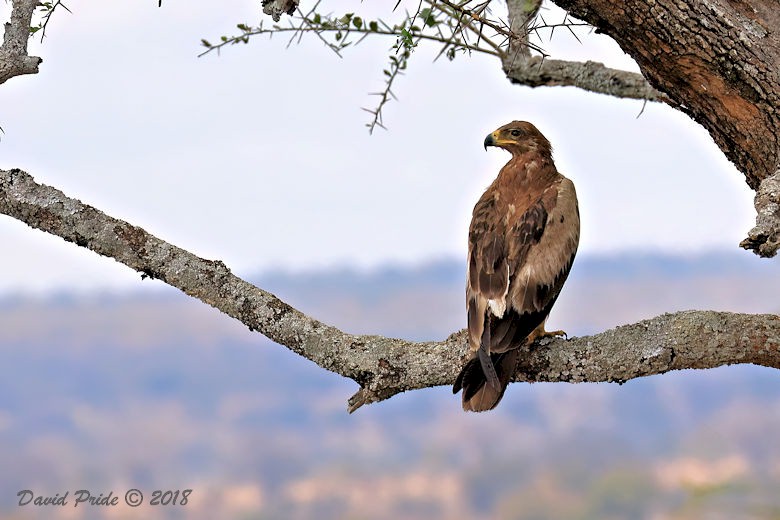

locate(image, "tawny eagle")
[[453, 121, 580, 412]]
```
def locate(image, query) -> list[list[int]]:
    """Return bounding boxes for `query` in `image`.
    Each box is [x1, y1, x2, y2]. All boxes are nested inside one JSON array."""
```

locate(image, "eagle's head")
[[483, 121, 552, 155]]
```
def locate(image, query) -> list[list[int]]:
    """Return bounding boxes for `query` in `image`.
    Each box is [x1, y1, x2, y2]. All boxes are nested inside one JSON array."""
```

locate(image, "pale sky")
[[0, 1, 755, 294]]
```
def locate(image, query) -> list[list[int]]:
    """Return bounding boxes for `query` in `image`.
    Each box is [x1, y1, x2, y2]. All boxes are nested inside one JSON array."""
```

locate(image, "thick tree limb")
[[2, 168, 779, 412], [0, 0, 41, 85], [502, 55, 667, 102]]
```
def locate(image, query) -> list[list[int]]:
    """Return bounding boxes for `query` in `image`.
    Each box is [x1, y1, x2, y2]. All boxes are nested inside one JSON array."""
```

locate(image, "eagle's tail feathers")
[[453, 350, 519, 412]]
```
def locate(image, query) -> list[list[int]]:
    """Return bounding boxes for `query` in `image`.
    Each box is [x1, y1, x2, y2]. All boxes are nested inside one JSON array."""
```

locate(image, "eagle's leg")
[[478, 314, 501, 391], [526, 321, 568, 344]]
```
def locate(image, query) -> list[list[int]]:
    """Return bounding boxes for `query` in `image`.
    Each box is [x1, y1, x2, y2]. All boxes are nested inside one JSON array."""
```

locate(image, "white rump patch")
[[488, 298, 506, 318], [487, 263, 510, 317]]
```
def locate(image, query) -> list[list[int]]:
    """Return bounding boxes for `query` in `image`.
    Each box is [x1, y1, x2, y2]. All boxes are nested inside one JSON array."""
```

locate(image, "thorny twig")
[[199, 2, 589, 130]]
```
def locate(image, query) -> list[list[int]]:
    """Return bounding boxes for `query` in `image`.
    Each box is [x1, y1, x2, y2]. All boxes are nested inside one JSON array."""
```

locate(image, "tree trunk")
[[545, 0, 780, 256], [552, 0, 779, 188]]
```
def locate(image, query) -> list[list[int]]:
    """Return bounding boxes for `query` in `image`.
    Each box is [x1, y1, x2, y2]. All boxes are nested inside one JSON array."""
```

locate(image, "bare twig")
[[34, 0, 72, 41], [199, 2, 606, 131], [198, 18, 501, 59], [426, 0, 505, 60], [363, 48, 409, 133], [290, 2, 343, 57], [436, 0, 547, 55]]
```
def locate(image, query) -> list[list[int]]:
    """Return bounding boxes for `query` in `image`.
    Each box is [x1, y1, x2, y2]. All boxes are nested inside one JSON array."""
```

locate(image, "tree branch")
[[502, 55, 667, 102], [2, 168, 779, 413], [0, 0, 42, 85], [500, 0, 665, 102]]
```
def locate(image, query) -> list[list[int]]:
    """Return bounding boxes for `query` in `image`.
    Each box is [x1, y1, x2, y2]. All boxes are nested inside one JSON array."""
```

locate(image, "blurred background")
[[1, 1, 779, 519]]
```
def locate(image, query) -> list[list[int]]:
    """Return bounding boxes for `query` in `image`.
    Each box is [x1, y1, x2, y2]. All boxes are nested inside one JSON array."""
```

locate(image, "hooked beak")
[[483, 133, 496, 151]]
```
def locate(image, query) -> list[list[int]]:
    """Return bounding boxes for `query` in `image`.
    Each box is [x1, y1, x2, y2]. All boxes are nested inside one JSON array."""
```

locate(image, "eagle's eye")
[[509, 129, 522, 137]]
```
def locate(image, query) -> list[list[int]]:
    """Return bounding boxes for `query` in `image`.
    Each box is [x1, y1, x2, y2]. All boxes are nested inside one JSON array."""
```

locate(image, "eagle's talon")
[[526, 327, 568, 345], [545, 329, 568, 340]]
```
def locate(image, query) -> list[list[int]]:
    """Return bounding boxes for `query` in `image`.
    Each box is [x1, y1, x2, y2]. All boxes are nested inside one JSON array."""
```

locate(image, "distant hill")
[[1, 251, 779, 520]]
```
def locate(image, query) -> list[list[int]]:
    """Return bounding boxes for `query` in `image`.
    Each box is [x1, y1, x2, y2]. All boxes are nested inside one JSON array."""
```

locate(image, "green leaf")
[[201, 39, 212, 47], [420, 8, 437, 27], [369, 20, 378, 32], [313, 13, 321, 24], [335, 32, 342, 41], [352, 16, 362, 29], [400, 27, 415, 49]]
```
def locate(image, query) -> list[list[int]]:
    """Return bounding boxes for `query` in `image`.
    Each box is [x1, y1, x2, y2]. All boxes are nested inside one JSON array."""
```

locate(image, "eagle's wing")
[[507, 177, 579, 320], [464, 189, 512, 391]]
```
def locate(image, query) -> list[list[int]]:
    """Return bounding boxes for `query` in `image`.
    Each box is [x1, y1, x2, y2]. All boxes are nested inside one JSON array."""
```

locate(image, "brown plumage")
[[453, 121, 580, 412]]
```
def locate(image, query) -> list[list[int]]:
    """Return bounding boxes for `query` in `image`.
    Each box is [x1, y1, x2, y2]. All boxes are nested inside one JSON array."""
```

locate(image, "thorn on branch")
[[31, 0, 72, 42], [636, 99, 648, 118]]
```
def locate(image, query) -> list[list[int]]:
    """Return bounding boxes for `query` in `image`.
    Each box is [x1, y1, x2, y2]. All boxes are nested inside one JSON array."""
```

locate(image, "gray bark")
[[0, 0, 41, 85], [741, 168, 780, 258], [503, 56, 667, 102], [2, 168, 779, 412]]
